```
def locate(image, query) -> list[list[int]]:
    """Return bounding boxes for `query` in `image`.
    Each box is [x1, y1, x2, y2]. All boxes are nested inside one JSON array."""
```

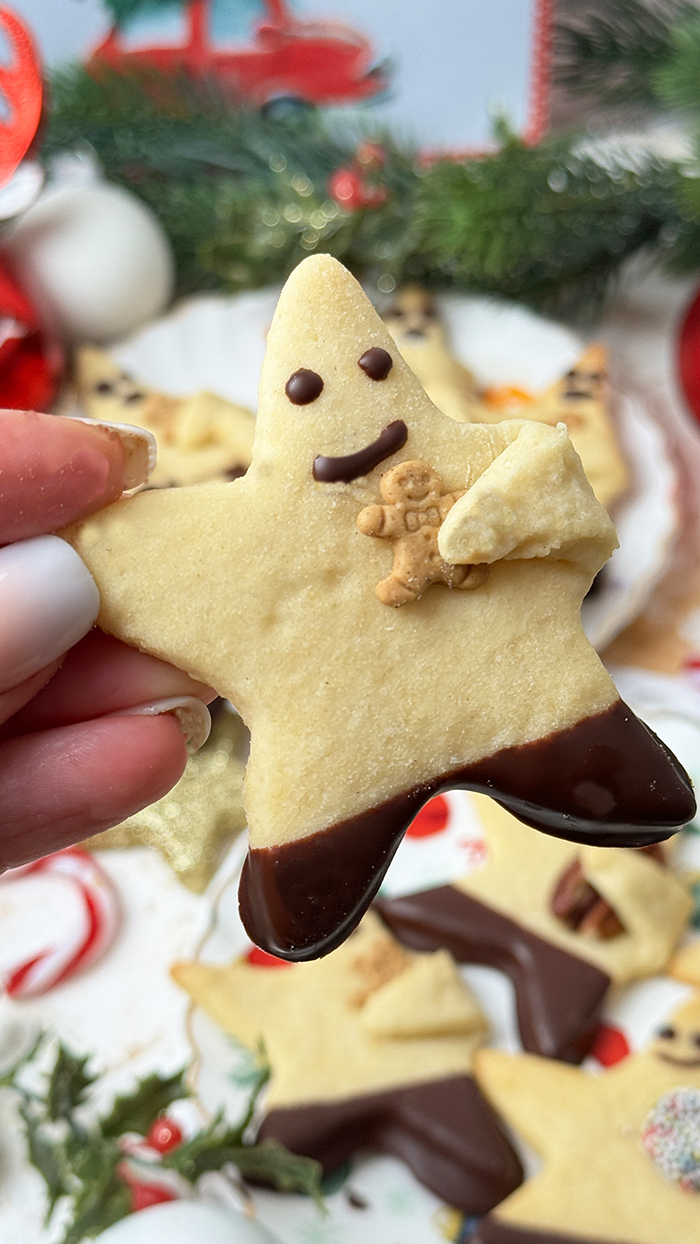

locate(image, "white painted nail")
[[62, 416, 157, 490], [109, 696, 211, 753], [0, 535, 100, 693]]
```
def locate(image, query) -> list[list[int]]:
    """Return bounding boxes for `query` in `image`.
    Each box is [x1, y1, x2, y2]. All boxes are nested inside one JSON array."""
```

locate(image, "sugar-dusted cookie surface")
[[472, 993, 700, 1244], [172, 912, 523, 1215], [62, 255, 694, 960], [75, 346, 255, 487], [382, 285, 486, 422], [379, 794, 692, 1062]]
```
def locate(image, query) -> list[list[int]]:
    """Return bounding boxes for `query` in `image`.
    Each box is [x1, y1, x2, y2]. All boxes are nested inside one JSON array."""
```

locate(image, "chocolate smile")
[[657, 1053, 700, 1068], [313, 420, 408, 483]]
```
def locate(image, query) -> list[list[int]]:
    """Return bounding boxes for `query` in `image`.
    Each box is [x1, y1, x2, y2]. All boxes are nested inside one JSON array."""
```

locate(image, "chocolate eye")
[[385, 305, 403, 319], [657, 1026, 676, 1040], [693, 1033, 700, 1048], [285, 369, 324, 405], [359, 347, 393, 381], [95, 381, 114, 395]]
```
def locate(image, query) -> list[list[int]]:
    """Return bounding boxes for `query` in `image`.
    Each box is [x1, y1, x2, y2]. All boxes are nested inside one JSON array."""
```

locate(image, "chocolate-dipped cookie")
[[378, 794, 692, 1062], [472, 992, 700, 1243], [172, 913, 523, 1215], [62, 256, 694, 961]]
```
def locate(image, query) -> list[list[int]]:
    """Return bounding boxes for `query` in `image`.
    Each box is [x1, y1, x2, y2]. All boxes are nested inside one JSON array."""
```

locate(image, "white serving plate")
[[114, 288, 679, 652]]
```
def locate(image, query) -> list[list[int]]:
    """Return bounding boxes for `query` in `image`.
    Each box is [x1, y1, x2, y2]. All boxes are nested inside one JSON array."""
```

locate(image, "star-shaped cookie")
[[61, 255, 694, 960], [81, 705, 248, 892], [472, 993, 700, 1244], [173, 912, 523, 1215], [379, 794, 692, 1062], [75, 346, 255, 487]]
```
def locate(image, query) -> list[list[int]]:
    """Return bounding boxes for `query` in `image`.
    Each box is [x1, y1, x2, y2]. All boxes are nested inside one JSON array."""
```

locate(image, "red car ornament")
[[0, 7, 43, 188], [89, 0, 388, 108]]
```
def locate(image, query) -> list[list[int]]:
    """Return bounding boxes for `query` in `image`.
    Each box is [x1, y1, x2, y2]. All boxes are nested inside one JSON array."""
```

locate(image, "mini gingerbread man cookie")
[[61, 255, 694, 961], [379, 793, 692, 1062], [357, 459, 488, 605], [172, 912, 523, 1215], [472, 992, 700, 1244]]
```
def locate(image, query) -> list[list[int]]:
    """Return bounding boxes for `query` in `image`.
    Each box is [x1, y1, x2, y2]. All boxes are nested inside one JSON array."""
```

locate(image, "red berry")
[[145, 1116, 183, 1153]]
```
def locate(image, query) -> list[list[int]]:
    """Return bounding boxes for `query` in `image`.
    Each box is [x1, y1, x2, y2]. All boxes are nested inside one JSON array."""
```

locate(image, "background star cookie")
[[173, 912, 523, 1215], [61, 255, 694, 961], [382, 285, 486, 422], [379, 794, 692, 1062], [472, 992, 700, 1244], [75, 346, 255, 487]]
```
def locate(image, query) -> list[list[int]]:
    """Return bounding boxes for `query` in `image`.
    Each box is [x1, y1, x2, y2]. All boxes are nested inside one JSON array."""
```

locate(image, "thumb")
[[0, 535, 99, 723]]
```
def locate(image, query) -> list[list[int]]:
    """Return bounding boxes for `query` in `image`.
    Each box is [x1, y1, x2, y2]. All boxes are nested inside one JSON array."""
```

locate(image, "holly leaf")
[[0, 1030, 45, 1091], [100, 1070, 188, 1139], [18, 1101, 70, 1222], [47, 1045, 96, 1121], [163, 1124, 323, 1207], [58, 1162, 131, 1244], [228, 1139, 324, 1207]]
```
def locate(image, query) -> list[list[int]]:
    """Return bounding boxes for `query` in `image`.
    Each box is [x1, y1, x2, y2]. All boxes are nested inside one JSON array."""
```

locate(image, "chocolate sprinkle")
[[285, 369, 324, 405], [358, 347, 393, 380]]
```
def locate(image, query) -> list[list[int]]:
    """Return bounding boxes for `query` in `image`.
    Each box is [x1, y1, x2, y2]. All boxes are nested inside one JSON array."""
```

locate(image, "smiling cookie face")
[[651, 999, 700, 1072], [63, 256, 695, 962]]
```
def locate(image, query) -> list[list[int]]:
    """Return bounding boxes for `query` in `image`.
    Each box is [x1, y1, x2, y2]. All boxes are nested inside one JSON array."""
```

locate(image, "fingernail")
[[63, 416, 157, 490], [0, 535, 100, 693], [109, 696, 212, 753]]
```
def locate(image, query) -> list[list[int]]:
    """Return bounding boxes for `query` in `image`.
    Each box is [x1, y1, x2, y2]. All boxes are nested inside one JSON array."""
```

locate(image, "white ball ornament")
[[6, 181, 174, 342], [93, 1200, 282, 1244]]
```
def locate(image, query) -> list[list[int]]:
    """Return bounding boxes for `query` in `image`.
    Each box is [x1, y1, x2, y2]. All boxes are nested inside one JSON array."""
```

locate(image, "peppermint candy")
[[2, 848, 120, 998]]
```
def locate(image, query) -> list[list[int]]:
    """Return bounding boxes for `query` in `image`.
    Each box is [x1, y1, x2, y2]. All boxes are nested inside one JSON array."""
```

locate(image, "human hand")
[[0, 410, 215, 869]]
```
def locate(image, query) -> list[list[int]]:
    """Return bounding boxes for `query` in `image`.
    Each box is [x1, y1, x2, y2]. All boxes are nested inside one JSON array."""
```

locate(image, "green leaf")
[[0, 1030, 45, 1092], [100, 1070, 188, 1139], [47, 1045, 97, 1122], [230, 1139, 324, 1207], [58, 1163, 131, 1244], [18, 1101, 70, 1222]]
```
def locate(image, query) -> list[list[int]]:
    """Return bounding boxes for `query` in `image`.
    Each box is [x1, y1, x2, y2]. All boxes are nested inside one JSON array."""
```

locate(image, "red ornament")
[[589, 1023, 631, 1068], [405, 795, 450, 838], [0, 8, 43, 188], [678, 283, 700, 426], [328, 164, 387, 212], [0, 255, 62, 411], [145, 1116, 183, 1154]]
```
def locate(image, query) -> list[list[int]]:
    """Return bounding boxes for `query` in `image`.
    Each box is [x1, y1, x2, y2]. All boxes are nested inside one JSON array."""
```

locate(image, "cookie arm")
[[474, 1048, 589, 1153], [578, 845, 693, 979], [437, 421, 617, 579]]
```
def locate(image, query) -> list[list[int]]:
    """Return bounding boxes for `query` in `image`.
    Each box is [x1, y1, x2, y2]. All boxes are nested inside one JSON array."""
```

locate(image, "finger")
[[0, 410, 154, 543], [0, 661, 62, 727], [3, 630, 215, 739], [0, 536, 99, 701], [0, 714, 188, 869]]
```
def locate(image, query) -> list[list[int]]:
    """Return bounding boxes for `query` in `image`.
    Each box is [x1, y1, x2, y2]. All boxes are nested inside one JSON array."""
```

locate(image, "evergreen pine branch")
[[553, 0, 695, 107], [653, 10, 700, 113]]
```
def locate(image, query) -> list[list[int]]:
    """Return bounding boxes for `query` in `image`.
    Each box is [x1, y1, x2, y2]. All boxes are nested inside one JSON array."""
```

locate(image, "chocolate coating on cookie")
[[359, 347, 393, 381], [285, 369, 324, 405]]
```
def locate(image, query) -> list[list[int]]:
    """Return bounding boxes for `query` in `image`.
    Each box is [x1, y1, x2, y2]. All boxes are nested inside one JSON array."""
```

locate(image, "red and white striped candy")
[[1, 848, 121, 999]]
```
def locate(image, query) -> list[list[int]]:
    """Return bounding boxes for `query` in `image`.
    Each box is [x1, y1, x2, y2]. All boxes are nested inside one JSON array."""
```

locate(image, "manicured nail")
[[63, 416, 157, 490], [109, 696, 212, 753], [0, 535, 100, 693]]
